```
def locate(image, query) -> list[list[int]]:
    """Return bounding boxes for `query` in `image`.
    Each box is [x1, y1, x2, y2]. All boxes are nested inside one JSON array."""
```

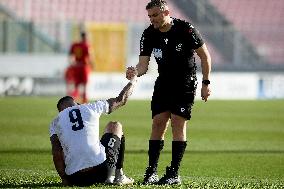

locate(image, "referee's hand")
[[201, 84, 211, 102], [126, 66, 137, 80]]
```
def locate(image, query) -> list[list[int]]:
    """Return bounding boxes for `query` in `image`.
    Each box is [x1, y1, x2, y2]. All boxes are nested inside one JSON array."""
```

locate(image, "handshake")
[[126, 66, 138, 82]]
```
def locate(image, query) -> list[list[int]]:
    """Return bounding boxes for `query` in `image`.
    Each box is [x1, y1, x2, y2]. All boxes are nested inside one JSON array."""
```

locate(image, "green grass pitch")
[[0, 97, 283, 188]]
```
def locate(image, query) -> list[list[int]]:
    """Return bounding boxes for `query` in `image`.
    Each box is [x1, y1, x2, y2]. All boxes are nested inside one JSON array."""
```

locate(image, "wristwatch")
[[202, 80, 210, 85]]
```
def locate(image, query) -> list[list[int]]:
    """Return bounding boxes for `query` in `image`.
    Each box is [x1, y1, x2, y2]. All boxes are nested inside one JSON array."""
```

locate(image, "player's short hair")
[[80, 31, 86, 40], [146, 0, 168, 11], [57, 96, 75, 112]]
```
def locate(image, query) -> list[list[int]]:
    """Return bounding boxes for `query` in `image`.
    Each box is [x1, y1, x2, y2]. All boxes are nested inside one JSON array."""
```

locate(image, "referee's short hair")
[[146, 0, 168, 11]]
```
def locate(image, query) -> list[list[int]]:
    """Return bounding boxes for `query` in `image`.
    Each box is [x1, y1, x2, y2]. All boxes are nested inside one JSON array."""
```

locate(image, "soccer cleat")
[[113, 174, 134, 185], [105, 176, 115, 184], [143, 166, 159, 184], [113, 169, 134, 185], [157, 166, 181, 185]]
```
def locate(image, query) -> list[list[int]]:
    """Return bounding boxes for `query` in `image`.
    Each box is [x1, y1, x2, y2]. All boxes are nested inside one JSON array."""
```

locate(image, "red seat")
[[210, 0, 284, 64]]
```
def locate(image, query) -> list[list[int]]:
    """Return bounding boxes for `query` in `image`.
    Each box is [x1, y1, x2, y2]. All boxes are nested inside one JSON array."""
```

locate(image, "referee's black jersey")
[[140, 18, 204, 90]]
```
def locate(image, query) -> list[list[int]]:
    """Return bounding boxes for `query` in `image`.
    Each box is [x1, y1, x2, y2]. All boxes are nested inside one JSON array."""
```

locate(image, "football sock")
[[148, 140, 164, 170], [82, 92, 87, 103], [115, 135, 125, 169], [170, 141, 187, 173]]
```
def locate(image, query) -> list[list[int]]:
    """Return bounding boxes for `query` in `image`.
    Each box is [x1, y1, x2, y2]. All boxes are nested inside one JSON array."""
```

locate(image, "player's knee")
[[171, 114, 187, 127], [105, 121, 123, 138]]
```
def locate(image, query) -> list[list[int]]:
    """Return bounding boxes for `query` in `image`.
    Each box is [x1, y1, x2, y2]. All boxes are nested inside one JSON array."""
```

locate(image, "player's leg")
[[73, 66, 87, 103], [113, 134, 134, 185], [143, 111, 170, 184], [71, 66, 80, 100], [65, 66, 74, 96], [101, 121, 134, 185], [67, 160, 110, 186], [71, 83, 80, 102], [157, 114, 187, 185], [81, 66, 89, 103], [171, 114, 187, 172], [158, 91, 194, 185], [143, 85, 172, 184], [81, 84, 87, 103]]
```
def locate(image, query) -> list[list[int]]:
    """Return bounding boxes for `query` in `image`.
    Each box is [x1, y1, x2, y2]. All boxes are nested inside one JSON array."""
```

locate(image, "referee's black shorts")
[[67, 133, 121, 186], [151, 80, 197, 120]]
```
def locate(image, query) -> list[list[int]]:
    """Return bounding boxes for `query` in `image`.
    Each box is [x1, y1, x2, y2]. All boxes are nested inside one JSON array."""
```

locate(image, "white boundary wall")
[[1, 71, 284, 100], [0, 55, 284, 99], [87, 72, 284, 100]]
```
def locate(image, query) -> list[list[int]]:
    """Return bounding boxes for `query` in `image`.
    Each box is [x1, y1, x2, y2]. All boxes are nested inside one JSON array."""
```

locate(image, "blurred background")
[[0, 0, 283, 100]]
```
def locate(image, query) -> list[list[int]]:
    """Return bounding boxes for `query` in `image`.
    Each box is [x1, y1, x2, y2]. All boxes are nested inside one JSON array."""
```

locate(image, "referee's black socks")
[[170, 141, 187, 173]]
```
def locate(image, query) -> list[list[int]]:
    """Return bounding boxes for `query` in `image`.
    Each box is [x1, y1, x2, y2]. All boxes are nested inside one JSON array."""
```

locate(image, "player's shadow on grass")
[[0, 183, 62, 188], [0, 182, 137, 188]]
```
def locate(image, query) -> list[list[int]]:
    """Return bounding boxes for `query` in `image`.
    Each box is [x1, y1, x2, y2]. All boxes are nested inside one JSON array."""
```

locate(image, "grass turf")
[[0, 97, 283, 188]]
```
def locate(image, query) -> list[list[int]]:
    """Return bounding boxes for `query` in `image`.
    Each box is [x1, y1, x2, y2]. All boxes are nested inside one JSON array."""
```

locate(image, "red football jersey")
[[69, 41, 90, 65]]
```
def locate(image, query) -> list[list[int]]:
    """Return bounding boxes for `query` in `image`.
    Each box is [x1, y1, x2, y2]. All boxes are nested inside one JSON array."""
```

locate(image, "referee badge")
[[176, 43, 182, 51]]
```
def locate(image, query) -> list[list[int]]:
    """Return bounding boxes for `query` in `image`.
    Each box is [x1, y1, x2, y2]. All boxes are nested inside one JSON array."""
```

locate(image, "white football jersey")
[[49, 100, 109, 175]]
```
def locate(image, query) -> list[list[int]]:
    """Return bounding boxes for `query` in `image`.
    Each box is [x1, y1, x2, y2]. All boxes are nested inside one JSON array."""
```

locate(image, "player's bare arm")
[[126, 56, 150, 80], [195, 44, 212, 102], [50, 135, 69, 186], [107, 76, 137, 113]]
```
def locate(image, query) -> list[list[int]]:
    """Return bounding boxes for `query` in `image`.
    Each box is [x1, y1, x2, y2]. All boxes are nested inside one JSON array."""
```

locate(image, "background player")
[[65, 31, 93, 103]]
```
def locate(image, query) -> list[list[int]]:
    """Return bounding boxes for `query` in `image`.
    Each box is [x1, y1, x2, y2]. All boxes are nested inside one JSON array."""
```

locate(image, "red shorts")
[[65, 65, 90, 85]]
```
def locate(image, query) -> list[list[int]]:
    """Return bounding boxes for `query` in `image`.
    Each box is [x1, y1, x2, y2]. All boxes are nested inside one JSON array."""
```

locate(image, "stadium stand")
[[209, 0, 284, 65], [0, 0, 224, 64], [0, 0, 283, 69], [0, 0, 185, 22]]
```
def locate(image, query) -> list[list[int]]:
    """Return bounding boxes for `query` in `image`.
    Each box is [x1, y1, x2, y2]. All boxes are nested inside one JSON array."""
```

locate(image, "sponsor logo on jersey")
[[164, 38, 168, 44], [153, 48, 163, 59]]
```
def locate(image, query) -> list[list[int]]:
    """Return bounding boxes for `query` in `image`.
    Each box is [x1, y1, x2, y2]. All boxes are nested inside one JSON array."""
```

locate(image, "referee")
[[126, 0, 211, 185]]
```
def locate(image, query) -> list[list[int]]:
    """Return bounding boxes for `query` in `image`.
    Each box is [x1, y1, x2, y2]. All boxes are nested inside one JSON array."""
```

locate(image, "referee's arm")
[[196, 43, 211, 81], [196, 43, 212, 102]]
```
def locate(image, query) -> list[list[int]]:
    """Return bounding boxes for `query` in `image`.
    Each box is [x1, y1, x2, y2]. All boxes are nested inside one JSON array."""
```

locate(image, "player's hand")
[[126, 66, 138, 80], [201, 84, 211, 102]]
